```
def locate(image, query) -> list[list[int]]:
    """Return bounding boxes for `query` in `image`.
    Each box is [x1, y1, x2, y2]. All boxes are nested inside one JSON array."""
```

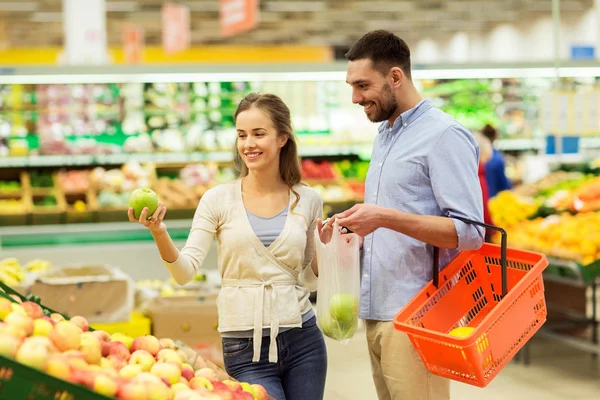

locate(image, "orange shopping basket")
[[394, 216, 549, 388]]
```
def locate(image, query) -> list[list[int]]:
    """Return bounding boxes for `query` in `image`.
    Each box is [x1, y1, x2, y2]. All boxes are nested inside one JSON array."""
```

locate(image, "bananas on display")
[[0, 257, 52, 286], [0, 258, 26, 286]]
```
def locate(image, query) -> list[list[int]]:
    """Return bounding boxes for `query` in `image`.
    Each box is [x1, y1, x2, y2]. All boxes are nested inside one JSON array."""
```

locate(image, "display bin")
[[0, 283, 111, 400], [394, 217, 549, 388], [0, 355, 112, 400], [90, 312, 152, 337], [548, 257, 600, 283]]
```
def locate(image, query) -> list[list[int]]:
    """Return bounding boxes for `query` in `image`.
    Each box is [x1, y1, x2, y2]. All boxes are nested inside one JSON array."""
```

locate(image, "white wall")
[[412, 7, 599, 64]]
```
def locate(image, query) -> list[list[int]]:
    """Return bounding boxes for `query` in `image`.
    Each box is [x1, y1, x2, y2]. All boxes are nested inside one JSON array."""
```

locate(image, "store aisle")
[[324, 325, 600, 400]]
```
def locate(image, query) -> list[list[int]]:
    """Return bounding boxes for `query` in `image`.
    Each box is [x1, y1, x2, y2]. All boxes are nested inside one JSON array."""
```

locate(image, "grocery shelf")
[[0, 145, 373, 168], [0, 220, 193, 248]]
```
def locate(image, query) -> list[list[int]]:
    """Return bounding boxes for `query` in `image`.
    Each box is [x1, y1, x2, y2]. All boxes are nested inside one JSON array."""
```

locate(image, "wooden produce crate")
[[94, 162, 157, 222], [0, 171, 31, 226], [30, 173, 66, 226]]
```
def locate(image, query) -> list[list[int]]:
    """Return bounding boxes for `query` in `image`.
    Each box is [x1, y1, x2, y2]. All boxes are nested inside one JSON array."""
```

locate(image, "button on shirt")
[[360, 99, 485, 321]]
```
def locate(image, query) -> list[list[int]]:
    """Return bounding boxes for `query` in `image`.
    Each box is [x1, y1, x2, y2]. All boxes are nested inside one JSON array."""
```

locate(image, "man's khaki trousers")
[[365, 320, 450, 400]]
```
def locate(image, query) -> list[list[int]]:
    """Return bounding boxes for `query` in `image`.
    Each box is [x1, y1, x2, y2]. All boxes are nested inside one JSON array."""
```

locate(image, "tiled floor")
[[323, 324, 600, 400]]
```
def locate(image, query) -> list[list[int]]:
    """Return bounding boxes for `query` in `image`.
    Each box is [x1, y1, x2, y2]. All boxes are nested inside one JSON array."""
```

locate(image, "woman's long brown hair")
[[233, 92, 302, 211]]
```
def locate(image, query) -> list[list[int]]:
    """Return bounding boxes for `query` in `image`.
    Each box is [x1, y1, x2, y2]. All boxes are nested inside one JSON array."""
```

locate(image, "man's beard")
[[367, 83, 398, 123]]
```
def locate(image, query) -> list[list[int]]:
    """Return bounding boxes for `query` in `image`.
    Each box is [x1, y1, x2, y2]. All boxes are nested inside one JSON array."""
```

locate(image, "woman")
[[129, 93, 328, 400], [481, 124, 512, 198]]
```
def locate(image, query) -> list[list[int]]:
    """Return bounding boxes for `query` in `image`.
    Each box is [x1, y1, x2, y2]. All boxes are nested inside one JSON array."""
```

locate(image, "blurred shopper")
[[321, 30, 484, 400], [473, 130, 494, 240], [482, 124, 512, 197], [130, 93, 327, 400]]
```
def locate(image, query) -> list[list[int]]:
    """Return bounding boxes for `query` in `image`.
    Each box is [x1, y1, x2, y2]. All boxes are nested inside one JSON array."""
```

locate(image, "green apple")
[[129, 188, 159, 219], [319, 314, 357, 340], [329, 294, 359, 326]]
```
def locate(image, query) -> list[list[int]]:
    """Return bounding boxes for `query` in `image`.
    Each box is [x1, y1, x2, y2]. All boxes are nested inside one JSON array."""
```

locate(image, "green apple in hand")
[[329, 293, 359, 326], [129, 188, 159, 219]]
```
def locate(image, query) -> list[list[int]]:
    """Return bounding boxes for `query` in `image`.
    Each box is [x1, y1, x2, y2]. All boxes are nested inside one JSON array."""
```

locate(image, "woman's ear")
[[279, 134, 289, 148]]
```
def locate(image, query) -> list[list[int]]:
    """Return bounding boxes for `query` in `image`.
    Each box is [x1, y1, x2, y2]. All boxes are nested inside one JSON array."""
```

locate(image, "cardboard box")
[[147, 291, 221, 349], [29, 264, 134, 323]]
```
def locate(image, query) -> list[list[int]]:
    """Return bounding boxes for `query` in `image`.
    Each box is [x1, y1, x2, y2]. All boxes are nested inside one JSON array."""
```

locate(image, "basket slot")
[[455, 296, 490, 329]]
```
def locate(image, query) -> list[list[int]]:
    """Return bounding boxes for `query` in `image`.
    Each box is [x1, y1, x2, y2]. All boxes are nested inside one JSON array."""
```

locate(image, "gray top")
[[221, 204, 315, 339]]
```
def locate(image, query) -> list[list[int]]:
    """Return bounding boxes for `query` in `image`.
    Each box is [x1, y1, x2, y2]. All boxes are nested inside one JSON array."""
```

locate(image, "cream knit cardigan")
[[163, 179, 323, 363]]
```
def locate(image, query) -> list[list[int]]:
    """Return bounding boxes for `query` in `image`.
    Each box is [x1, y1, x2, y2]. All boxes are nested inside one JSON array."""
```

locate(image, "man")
[[327, 30, 485, 400]]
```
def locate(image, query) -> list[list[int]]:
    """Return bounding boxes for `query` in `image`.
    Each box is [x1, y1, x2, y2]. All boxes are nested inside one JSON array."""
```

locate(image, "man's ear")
[[389, 67, 404, 88]]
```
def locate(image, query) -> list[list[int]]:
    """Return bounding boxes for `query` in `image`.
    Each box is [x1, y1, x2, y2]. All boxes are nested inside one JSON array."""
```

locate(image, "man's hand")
[[333, 203, 386, 237]]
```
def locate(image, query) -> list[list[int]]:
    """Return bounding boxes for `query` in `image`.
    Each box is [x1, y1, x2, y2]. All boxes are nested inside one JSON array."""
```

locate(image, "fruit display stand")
[[488, 167, 600, 366], [0, 281, 275, 400], [0, 170, 31, 226]]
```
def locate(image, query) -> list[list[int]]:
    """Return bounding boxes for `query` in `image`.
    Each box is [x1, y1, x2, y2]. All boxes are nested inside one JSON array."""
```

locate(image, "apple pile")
[[0, 296, 269, 400], [318, 293, 359, 341]]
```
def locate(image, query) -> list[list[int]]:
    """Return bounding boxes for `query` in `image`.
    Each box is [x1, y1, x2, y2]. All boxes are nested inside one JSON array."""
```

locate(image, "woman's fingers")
[[127, 208, 136, 222]]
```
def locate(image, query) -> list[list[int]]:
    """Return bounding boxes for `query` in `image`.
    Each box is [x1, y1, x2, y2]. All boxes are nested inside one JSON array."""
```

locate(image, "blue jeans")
[[222, 316, 327, 400]]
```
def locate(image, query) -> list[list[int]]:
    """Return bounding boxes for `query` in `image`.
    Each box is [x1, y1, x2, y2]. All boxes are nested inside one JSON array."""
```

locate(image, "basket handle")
[[433, 216, 508, 297]]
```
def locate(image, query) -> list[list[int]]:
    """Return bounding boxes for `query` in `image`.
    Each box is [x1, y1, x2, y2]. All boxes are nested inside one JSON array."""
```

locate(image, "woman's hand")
[[317, 218, 334, 244], [128, 203, 167, 234]]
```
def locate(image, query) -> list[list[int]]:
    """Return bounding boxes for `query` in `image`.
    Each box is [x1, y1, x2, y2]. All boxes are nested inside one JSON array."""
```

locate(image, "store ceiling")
[[0, 0, 593, 48]]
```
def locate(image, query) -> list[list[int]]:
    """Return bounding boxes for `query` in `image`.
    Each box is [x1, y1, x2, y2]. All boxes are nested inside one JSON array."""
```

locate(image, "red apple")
[[129, 349, 156, 372], [91, 329, 110, 342], [93, 374, 118, 397], [0, 297, 13, 319], [44, 355, 72, 381], [119, 364, 143, 378], [0, 333, 21, 358], [110, 332, 133, 350], [158, 337, 176, 350], [131, 335, 161, 356], [194, 367, 218, 382], [21, 302, 44, 319], [15, 336, 55, 369], [118, 382, 149, 400], [5, 312, 34, 336], [171, 382, 190, 394], [157, 348, 182, 365], [50, 313, 65, 323], [189, 376, 213, 391], [79, 332, 102, 365], [251, 383, 269, 400], [0, 321, 26, 339], [222, 379, 242, 392], [33, 318, 54, 337], [69, 316, 89, 332], [180, 363, 194, 381], [108, 341, 130, 361], [49, 321, 82, 352], [150, 362, 181, 385]]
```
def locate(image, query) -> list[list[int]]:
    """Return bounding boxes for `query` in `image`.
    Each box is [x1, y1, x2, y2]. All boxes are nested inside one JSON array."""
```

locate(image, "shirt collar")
[[378, 99, 432, 135]]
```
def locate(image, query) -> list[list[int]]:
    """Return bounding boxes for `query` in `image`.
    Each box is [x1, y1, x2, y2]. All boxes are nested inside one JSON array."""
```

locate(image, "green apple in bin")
[[129, 188, 160, 219], [329, 293, 359, 326]]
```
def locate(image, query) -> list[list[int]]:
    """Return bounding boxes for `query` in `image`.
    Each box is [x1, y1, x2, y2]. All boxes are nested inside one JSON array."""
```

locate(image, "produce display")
[[0, 257, 52, 286], [502, 211, 600, 266], [0, 287, 271, 400], [490, 161, 600, 280], [0, 156, 366, 225]]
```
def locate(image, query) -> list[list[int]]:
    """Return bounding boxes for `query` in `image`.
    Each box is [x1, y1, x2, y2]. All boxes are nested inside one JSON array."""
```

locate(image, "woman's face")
[[236, 107, 287, 173]]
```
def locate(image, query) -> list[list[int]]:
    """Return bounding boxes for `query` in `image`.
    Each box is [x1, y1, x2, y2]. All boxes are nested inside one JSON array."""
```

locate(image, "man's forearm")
[[378, 208, 458, 249]]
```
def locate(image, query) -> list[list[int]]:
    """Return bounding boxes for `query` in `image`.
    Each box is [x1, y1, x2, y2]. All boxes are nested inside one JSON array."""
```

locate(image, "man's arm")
[[428, 125, 485, 250], [377, 208, 458, 248]]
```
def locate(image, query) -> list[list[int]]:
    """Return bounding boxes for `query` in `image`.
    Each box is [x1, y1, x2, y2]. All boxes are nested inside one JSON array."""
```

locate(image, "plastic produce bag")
[[315, 222, 361, 343]]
